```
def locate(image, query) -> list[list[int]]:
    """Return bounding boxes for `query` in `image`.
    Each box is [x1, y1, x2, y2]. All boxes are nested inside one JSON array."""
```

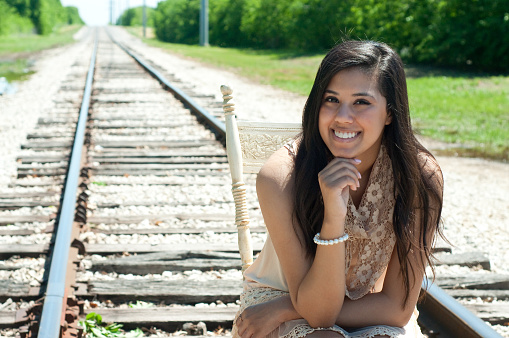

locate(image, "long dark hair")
[[292, 40, 444, 306]]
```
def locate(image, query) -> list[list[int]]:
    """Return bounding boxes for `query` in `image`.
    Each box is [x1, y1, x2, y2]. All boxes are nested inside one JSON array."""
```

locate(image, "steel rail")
[[38, 32, 98, 337], [419, 278, 502, 338], [75, 28, 498, 338], [106, 29, 226, 140]]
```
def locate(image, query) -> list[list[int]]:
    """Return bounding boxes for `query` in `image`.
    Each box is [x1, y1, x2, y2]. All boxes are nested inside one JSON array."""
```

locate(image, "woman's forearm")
[[275, 294, 302, 323], [336, 292, 414, 328], [292, 238, 347, 326]]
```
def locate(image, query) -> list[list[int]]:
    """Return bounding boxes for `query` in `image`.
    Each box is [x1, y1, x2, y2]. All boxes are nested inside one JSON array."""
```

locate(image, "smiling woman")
[[232, 40, 444, 338]]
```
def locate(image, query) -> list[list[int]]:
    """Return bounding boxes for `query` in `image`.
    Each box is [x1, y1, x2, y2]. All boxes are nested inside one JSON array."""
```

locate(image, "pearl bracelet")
[[313, 232, 349, 245]]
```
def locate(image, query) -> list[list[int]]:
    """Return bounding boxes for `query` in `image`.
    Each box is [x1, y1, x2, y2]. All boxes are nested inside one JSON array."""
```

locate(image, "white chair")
[[220, 85, 301, 272]]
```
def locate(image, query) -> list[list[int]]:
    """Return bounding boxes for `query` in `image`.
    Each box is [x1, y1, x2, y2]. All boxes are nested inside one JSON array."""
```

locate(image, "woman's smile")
[[333, 130, 361, 141]]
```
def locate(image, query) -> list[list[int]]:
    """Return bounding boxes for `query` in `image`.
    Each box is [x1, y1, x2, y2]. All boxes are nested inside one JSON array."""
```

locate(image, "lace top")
[[244, 145, 396, 300], [344, 145, 395, 299]]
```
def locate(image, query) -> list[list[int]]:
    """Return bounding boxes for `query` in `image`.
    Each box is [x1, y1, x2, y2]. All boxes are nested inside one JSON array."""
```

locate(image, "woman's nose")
[[335, 104, 354, 123]]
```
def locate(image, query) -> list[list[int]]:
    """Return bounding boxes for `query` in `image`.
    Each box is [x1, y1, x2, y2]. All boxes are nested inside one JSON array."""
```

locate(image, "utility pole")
[[118, 0, 122, 25], [110, 0, 113, 25], [143, 0, 147, 38], [199, 0, 209, 46]]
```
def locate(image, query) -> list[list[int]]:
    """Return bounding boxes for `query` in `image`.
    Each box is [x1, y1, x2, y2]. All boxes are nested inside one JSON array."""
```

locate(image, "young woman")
[[232, 40, 444, 338]]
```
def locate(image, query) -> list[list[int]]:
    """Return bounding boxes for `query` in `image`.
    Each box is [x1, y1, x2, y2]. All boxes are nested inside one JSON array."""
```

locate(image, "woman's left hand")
[[236, 295, 299, 338]]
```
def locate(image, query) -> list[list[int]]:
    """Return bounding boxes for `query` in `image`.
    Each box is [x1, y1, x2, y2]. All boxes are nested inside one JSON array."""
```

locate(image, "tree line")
[[0, 0, 83, 36], [116, 6, 155, 27], [149, 0, 508, 72]]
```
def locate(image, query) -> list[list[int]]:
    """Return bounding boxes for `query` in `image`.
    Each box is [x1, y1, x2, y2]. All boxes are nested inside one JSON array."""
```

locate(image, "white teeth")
[[334, 131, 357, 139]]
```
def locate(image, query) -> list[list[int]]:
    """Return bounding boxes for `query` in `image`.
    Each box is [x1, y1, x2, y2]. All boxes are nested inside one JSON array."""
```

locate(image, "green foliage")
[[66, 6, 83, 25], [154, 0, 200, 44], [209, 0, 246, 47], [30, 0, 68, 35], [240, 0, 290, 48], [5, 0, 32, 17], [0, 1, 34, 35], [117, 6, 155, 27], [410, 0, 509, 72], [0, 0, 83, 36], [153, 0, 509, 72], [79, 312, 144, 337]]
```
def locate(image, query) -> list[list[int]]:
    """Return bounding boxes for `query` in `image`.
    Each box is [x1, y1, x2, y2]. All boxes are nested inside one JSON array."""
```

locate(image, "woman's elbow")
[[303, 307, 342, 329], [293, 289, 344, 328], [387, 307, 414, 327]]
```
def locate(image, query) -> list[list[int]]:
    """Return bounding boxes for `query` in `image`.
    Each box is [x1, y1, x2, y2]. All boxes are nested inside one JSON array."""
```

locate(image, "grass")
[[0, 25, 82, 82], [408, 76, 508, 161], [0, 58, 35, 82], [129, 29, 509, 161]]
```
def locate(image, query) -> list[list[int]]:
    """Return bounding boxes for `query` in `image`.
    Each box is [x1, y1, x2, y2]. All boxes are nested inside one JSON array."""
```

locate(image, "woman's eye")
[[354, 99, 370, 105], [324, 96, 339, 103]]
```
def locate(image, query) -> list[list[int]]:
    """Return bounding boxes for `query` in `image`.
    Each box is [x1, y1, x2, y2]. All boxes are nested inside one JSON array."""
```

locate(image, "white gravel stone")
[[80, 231, 267, 245], [0, 222, 51, 232], [0, 267, 44, 285], [0, 205, 57, 217], [76, 268, 242, 282], [0, 233, 51, 244], [87, 184, 233, 205]]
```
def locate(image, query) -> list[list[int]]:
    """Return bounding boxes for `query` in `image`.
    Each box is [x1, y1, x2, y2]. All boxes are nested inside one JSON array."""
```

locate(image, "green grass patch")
[[0, 25, 82, 82], [0, 59, 35, 82], [408, 76, 509, 161], [129, 31, 509, 161]]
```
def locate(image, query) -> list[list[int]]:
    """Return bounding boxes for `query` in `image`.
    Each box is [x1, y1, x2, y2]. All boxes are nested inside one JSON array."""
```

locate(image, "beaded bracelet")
[[313, 232, 349, 245]]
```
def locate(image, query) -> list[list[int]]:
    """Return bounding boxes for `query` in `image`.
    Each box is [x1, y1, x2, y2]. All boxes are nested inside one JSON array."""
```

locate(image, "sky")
[[61, 0, 163, 26]]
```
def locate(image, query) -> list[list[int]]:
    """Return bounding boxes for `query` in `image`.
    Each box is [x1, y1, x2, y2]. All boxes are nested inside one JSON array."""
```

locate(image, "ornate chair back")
[[220, 85, 301, 272]]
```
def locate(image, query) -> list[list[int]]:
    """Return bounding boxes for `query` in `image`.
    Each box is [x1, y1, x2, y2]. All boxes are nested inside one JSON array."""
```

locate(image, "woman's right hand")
[[236, 295, 300, 338], [318, 158, 361, 222]]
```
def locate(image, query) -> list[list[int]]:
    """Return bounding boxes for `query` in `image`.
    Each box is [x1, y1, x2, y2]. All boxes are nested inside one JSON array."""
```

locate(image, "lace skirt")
[[231, 287, 424, 338]]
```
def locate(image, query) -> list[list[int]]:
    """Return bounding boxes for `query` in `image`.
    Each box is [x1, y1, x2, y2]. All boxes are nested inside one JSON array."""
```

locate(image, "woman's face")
[[318, 67, 391, 165]]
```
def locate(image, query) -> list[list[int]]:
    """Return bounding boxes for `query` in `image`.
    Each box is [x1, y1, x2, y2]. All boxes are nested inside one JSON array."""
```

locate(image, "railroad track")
[[0, 27, 506, 337]]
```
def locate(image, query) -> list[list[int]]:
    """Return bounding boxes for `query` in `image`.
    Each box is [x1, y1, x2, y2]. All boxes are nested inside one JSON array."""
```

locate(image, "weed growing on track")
[[79, 312, 143, 337]]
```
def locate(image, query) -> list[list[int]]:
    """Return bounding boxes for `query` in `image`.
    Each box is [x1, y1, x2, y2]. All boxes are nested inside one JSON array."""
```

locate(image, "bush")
[[0, 1, 34, 35], [154, 0, 200, 44], [209, 0, 246, 47], [5, 0, 32, 17], [30, 0, 67, 35], [117, 6, 155, 27], [412, 0, 509, 72], [66, 6, 83, 25]]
